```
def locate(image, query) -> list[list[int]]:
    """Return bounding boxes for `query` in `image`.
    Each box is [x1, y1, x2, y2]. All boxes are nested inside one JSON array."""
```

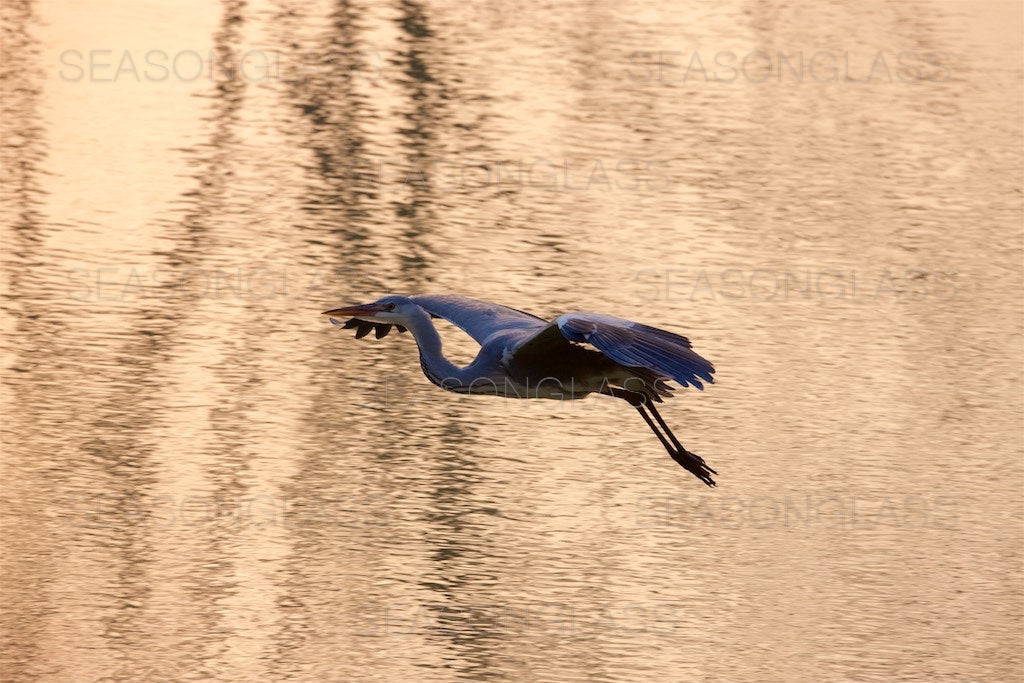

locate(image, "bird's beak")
[[321, 303, 387, 320]]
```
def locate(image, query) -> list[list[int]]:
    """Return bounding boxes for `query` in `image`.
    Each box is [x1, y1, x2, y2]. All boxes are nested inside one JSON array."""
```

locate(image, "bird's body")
[[323, 294, 719, 486]]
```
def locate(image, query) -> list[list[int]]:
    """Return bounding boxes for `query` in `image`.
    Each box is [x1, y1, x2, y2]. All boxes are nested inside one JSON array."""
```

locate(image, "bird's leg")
[[645, 402, 716, 474], [605, 387, 717, 487], [633, 402, 677, 454]]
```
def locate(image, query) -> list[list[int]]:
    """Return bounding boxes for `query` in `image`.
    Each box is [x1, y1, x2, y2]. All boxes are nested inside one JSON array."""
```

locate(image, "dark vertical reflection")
[[389, 3, 508, 677], [277, 1, 377, 242], [163, 0, 248, 268], [0, 6, 54, 678], [0, 1, 181, 672], [2, 0, 260, 676], [136, 1, 255, 676], [0, 0, 47, 245], [263, 0, 509, 676], [263, 2, 381, 675], [418, 440, 507, 681], [390, 0, 446, 284]]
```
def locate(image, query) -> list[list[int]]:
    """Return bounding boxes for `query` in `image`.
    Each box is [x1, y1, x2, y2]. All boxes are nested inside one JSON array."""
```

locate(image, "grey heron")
[[323, 294, 718, 486]]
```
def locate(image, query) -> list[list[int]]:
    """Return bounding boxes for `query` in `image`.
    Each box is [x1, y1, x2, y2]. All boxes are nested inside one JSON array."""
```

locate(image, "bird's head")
[[322, 295, 423, 339], [322, 295, 418, 324]]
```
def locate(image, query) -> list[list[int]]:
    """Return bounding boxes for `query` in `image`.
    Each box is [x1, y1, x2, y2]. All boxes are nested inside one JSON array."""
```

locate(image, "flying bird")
[[323, 294, 718, 486]]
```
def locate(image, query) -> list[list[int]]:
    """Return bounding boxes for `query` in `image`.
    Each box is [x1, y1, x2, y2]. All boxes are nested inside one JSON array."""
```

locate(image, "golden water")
[[2, 0, 1022, 680]]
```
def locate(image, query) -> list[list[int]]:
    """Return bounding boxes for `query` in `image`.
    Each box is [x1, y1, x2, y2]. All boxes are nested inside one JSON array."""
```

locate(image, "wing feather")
[[512, 312, 715, 390], [557, 313, 714, 389], [410, 294, 547, 345]]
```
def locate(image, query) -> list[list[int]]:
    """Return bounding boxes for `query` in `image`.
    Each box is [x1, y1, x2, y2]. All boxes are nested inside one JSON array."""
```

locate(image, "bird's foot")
[[670, 447, 717, 487]]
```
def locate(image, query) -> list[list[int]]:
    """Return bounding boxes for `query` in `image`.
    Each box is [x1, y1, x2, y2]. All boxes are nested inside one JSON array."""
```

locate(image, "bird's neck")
[[405, 309, 465, 382]]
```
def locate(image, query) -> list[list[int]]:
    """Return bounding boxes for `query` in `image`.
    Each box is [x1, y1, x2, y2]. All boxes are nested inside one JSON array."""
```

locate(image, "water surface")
[[2, 0, 1022, 680]]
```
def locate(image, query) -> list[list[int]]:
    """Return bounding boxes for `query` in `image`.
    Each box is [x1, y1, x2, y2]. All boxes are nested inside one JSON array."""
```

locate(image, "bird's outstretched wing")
[[410, 294, 547, 345], [510, 312, 715, 389]]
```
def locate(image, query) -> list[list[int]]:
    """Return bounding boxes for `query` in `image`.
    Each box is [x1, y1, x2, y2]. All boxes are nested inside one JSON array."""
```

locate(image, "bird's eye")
[[385, 303, 396, 311]]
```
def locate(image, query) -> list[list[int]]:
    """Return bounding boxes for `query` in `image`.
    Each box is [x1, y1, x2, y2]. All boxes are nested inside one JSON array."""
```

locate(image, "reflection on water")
[[2, 0, 1022, 680]]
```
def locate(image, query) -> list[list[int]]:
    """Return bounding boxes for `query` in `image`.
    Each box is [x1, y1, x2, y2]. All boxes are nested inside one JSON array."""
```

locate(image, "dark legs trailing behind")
[[604, 387, 717, 487]]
